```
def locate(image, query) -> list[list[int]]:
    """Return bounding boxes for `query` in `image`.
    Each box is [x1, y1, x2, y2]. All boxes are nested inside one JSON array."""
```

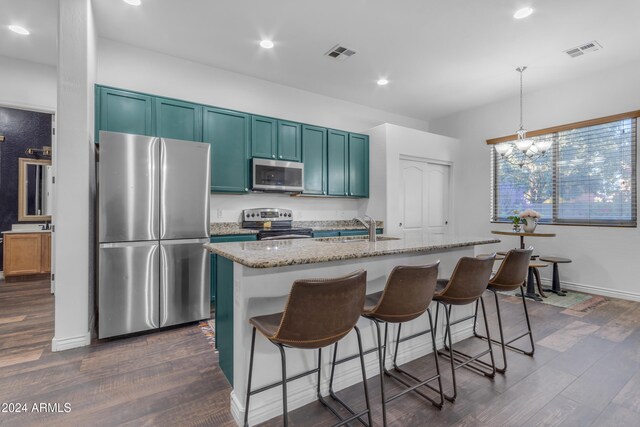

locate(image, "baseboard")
[[539, 278, 640, 302], [51, 332, 91, 352], [231, 322, 475, 426]]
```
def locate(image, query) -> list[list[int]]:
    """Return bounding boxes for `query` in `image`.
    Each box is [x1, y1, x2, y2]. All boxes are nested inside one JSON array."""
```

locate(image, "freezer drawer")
[[98, 132, 160, 243], [160, 138, 210, 239], [98, 242, 160, 339], [160, 239, 210, 327]]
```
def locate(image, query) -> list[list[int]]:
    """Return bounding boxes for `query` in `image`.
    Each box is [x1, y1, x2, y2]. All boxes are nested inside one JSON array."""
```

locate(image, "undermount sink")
[[316, 236, 400, 243]]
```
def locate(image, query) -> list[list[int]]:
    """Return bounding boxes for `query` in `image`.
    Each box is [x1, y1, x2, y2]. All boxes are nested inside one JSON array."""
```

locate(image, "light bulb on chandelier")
[[493, 67, 552, 167]]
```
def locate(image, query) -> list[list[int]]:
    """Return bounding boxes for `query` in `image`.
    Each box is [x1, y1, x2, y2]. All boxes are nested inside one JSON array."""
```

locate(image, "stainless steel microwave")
[[251, 158, 304, 192]]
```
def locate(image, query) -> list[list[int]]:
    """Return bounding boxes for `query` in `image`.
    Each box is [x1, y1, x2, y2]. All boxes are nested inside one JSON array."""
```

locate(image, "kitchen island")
[[205, 234, 499, 426]]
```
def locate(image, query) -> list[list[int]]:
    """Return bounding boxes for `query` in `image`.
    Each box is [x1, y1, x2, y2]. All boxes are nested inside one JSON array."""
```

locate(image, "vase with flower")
[[520, 209, 541, 233], [507, 210, 522, 232]]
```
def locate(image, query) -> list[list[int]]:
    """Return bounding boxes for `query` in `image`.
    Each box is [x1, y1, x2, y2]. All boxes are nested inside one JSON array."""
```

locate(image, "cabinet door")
[[339, 230, 367, 236], [155, 97, 202, 142], [251, 116, 277, 159], [98, 88, 153, 140], [4, 233, 42, 277], [204, 108, 250, 193], [327, 130, 349, 196], [348, 133, 369, 197], [41, 233, 51, 273], [302, 125, 327, 195], [312, 230, 339, 238], [277, 121, 302, 162]]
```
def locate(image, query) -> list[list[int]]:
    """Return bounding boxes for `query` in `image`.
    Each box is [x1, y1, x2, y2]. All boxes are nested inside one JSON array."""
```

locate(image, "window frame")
[[489, 111, 639, 228]]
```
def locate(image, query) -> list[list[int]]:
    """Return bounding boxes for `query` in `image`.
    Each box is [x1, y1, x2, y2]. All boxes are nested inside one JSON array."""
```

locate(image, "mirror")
[[18, 158, 52, 221]]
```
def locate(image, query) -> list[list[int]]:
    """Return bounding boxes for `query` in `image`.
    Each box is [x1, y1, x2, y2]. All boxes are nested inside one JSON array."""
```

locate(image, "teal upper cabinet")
[[302, 125, 327, 195], [251, 116, 277, 159], [204, 107, 250, 193], [327, 130, 349, 196], [155, 97, 202, 142], [348, 133, 369, 197], [277, 121, 302, 162], [251, 118, 302, 162], [98, 87, 153, 139]]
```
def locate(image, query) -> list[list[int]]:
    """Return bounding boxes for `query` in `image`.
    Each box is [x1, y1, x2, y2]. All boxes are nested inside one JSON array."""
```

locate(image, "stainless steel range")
[[242, 208, 313, 240]]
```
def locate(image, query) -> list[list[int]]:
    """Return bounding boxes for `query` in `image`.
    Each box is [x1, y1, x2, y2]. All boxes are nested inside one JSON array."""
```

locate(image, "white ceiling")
[[2, 0, 640, 120]]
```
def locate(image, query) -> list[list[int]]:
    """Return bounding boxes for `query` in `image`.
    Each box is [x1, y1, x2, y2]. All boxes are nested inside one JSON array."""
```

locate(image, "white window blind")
[[492, 117, 637, 226]]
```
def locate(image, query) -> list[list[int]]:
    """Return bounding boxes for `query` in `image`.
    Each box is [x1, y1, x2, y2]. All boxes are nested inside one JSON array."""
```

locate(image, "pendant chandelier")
[[494, 66, 552, 167]]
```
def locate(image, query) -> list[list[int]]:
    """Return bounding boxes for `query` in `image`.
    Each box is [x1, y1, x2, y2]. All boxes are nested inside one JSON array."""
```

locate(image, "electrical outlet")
[[216, 209, 223, 219]]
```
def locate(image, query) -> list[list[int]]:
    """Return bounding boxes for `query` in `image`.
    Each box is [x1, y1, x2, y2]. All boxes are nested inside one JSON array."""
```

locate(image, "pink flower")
[[519, 209, 541, 219]]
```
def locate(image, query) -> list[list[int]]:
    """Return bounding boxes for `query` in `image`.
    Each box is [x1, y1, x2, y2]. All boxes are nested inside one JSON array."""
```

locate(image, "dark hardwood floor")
[[1, 277, 639, 426]]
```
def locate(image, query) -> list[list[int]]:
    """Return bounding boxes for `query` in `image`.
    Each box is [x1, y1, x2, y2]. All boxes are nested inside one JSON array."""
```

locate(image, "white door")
[[399, 159, 450, 237]]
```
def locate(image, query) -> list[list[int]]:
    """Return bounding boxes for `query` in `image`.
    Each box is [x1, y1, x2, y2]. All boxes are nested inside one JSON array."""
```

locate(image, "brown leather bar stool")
[[359, 262, 444, 427], [433, 254, 496, 402], [473, 248, 534, 373], [243, 270, 372, 427]]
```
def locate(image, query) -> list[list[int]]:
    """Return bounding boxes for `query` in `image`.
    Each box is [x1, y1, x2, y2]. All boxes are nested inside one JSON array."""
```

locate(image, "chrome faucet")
[[354, 215, 377, 242]]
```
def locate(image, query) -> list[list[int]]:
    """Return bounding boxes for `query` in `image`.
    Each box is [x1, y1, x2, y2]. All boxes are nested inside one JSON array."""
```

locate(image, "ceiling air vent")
[[564, 40, 602, 58], [325, 44, 356, 61]]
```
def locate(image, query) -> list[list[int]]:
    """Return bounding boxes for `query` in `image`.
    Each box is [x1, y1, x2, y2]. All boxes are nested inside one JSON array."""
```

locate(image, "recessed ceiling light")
[[514, 7, 533, 19], [123, 0, 142, 6], [8, 25, 29, 35], [377, 79, 389, 86], [260, 40, 274, 49]]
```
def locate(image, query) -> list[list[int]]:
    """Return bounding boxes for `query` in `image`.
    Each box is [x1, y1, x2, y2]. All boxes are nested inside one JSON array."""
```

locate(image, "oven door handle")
[[259, 234, 312, 240]]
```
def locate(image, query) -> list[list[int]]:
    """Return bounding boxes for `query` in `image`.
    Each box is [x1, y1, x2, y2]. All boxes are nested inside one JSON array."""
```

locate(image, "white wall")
[[96, 38, 431, 221], [430, 59, 640, 300], [0, 55, 57, 112], [53, 0, 97, 351], [365, 124, 460, 235]]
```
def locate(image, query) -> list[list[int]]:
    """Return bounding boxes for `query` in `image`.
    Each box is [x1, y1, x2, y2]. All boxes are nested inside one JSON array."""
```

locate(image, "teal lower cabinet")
[[339, 230, 367, 237], [313, 229, 383, 238], [215, 256, 234, 385], [210, 234, 256, 385], [210, 235, 256, 303], [312, 230, 339, 238]]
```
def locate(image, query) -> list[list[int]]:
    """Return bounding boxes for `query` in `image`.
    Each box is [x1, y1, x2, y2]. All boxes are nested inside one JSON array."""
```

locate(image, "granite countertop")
[[210, 219, 385, 236], [204, 234, 500, 268]]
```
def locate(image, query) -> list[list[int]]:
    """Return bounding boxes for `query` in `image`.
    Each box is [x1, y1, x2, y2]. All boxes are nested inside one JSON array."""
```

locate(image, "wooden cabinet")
[[251, 117, 302, 162], [97, 87, 153, 141], [327, 130, 349, 196], [277, 120, 302, 162], [155, 97, 202, 142], [302, 125, 327, 195], [3, 232, 51, 278], [251, 116, 277, 159], [95, 85, 369, 197], [348, 133, 370, 197], [204, 108, 251, 193]]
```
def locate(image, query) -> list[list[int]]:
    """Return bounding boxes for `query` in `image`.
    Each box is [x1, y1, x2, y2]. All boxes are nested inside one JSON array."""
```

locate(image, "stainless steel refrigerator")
[[97, 131, 210, 339]]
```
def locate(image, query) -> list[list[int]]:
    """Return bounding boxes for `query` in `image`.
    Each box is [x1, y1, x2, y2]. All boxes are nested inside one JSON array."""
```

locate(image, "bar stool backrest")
[[272, 269, 367, 349], [489, 248, 533, 291], [367, 262, 440, 323], [437, 255, 495, 305]]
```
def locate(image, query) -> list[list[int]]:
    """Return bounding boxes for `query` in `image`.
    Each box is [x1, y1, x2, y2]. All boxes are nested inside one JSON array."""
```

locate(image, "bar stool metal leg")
[[277, 344, 288, 427], [387, 310, 444, 408], [244, 327, 257, 427], [472, 288, 535, 373]]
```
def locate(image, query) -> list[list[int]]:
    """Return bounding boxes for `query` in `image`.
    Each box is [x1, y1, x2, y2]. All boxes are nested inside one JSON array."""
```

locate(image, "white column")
[[52, 0, 97, 351]]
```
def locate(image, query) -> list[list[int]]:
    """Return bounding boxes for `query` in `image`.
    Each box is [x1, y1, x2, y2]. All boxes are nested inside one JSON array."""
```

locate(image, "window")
[[490, 113, 637, 226]]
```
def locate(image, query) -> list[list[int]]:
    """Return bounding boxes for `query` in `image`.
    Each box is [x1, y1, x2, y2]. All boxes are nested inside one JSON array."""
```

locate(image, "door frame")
[[397, 154, 454, 236]]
